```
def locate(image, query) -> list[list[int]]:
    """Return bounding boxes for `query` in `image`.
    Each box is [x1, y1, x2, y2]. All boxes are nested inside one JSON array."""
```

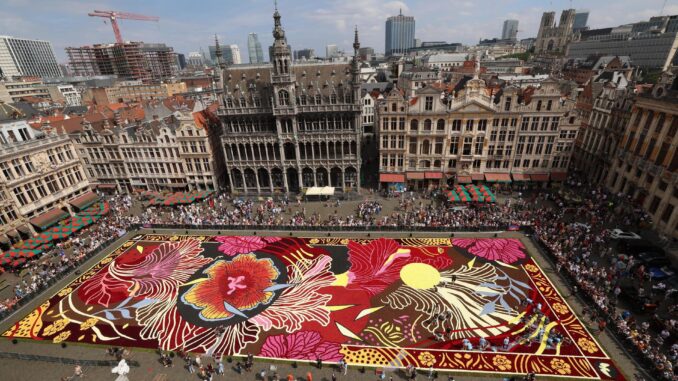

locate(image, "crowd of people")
[[0, 194, 134, 317], [1, 179, 676, 380]]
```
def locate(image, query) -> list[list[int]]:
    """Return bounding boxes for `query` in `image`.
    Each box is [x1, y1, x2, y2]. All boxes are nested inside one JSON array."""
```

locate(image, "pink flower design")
[[452, 238, 526, 264], [215, 236, 277, 256], [259, 331, 343, 361]]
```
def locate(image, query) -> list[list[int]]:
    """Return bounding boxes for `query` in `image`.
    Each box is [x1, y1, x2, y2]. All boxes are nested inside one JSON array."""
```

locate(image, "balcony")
[[271, 73, 296, 83], [296, 104, 361, 113], [272, 106, 297, 116], [0, 134, 70, 157], [217, 106, 271, 116]]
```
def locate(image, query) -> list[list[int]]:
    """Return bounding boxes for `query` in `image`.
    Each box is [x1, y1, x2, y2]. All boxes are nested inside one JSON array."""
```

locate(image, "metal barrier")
[[0, 351, 140, 367]]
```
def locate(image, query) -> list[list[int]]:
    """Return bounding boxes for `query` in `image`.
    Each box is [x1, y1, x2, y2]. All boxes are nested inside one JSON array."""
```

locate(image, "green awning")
[[29, 208, 69, 231]]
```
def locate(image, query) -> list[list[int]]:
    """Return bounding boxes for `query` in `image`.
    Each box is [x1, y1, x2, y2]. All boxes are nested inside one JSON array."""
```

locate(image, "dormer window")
[[226, 97, 234, 108], [330, 93, 337, 104], [315, 94, 322, 104], [300, 95, 307, 105], [240, 97, 246, 107]]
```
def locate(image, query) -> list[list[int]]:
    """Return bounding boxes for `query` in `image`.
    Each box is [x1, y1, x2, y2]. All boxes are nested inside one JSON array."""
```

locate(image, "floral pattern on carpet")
[[3, 234, 625, 380]]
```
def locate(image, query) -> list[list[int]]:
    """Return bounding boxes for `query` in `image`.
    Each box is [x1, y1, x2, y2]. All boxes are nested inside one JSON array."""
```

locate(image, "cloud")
[[1, 0, 675, 63]]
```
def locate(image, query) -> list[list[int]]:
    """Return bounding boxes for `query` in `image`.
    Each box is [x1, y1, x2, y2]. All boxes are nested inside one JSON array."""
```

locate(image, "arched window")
[[410, 119, 418, 130], [278, 90, 290, 106], [424, 119, 432, 130], [437, 119, 445, 130]]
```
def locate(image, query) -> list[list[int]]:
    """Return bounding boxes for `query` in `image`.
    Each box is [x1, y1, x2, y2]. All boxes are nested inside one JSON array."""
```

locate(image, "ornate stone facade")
[[0, 121, 90, 240], [607, 71, 678, 239], [71, 105, 221, 193], [376, 67, 579, 190], [573, 66, 634, 185], [217, 9, 362, 194]]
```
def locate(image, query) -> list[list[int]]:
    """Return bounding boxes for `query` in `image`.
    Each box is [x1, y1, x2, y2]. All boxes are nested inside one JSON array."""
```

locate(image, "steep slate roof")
[[221, 61, 354, 106]]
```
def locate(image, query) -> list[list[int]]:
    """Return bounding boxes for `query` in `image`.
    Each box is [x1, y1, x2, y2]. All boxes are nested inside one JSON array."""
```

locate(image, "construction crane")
[[88, 10, 159, 44]]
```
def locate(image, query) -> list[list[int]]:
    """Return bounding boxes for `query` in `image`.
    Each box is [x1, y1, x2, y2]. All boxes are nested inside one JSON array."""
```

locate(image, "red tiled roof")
[[107, 102, 126, 111]]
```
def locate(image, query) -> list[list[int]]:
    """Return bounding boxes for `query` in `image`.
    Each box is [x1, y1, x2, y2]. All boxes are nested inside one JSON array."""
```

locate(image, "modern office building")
[[607, 70, 678, 239], [247, 33, 265, 63], [567, 15, 678, 70], [502, 20, 519, 41], [176, 53, 186, 70], [0, 36, 62, 79], [209, 44, 242, 65], [385, 10, 416, 56], [66, 42, 177, 83], [573, 10, 589, 32], [293, 48, 315, 61], [358, 47, 374, 60], [217, 9, 363, 194], [187, 52, 205, 67], [326, 44, 339, 59], [0, 79, 52, 103]]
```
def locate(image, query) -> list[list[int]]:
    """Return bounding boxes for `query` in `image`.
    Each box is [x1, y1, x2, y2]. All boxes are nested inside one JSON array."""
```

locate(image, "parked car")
[[609, 229, 641, 240]]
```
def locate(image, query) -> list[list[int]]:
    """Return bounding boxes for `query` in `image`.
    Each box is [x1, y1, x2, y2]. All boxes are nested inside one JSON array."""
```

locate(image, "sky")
[[2, 0, 678, 63]]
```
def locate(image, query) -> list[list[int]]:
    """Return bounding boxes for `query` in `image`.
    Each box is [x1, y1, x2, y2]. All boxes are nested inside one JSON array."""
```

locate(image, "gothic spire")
[[273, 1, 285, 41], [353, 25, 360, 54], [214, 34, 225, 69], [352, 26, 360, 69]]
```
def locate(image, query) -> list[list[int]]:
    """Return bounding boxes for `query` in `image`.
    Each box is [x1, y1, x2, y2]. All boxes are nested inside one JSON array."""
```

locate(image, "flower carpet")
[[3, 233, 625, 380]]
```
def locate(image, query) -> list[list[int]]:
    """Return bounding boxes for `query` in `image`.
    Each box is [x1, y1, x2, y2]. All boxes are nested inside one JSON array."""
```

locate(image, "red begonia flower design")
[[259, 331, 343, 361], [181, 254, 281, 322], [346, 238, 452, 296], [78, 240, 209, 307], [452, 238, 526, 264], [215, 236, 280, 256]]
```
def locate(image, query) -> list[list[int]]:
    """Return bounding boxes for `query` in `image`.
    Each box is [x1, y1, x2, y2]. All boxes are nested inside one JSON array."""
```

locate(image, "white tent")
[[305, 186, 335, 196]]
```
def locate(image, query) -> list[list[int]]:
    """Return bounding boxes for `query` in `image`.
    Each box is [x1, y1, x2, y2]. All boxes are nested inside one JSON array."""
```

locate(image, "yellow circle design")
[[400, 263, 440, 289]]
